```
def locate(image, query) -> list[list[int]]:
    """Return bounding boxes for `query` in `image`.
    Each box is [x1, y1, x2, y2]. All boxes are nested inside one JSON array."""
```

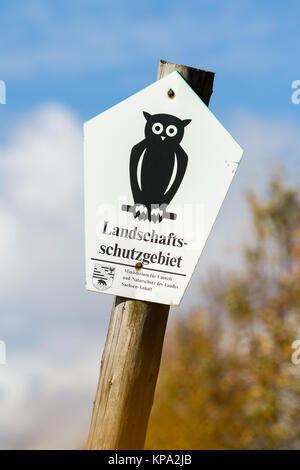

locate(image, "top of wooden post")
[[157, 60, 215, 106]]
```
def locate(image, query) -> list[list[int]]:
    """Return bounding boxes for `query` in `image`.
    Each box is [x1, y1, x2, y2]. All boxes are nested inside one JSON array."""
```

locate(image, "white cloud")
[[1, 104, 82, 214], [0, 103, 113, 449], [0, 104, 83, 302]]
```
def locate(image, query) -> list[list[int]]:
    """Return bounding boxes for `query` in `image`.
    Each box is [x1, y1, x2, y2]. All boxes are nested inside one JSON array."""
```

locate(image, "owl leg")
[[150, 204, 167, 223], [134, 203, 148, 220]]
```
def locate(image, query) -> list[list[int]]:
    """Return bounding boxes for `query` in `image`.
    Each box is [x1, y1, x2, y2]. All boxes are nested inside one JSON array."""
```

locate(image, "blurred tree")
[[146, 177, 300, 450]]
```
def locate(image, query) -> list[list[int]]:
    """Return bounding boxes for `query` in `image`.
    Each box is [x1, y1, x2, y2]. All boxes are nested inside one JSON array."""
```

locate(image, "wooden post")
[[87, 60, 215, 450]]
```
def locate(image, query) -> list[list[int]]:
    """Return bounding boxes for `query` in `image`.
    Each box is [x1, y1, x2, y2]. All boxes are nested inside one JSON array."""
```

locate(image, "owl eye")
[[166, 125, 178, 137], [152, 123, 163, 135]]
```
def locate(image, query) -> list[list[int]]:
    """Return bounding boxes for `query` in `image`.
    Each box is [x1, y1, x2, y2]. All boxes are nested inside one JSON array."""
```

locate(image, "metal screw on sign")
[[167, 88, 175, 99]]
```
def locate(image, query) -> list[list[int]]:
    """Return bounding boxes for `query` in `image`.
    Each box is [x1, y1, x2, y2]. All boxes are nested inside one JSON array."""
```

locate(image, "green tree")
[[146, 177, 300, 450]]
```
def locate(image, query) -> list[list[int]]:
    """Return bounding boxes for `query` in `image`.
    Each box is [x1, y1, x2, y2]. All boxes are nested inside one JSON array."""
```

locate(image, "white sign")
[[84, 71, 243, 305]]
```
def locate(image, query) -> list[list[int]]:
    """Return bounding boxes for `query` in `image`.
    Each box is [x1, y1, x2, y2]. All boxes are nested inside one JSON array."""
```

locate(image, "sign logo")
[[291, 340, 300, 365], [121, 111, 191, 223], [92, 263, 116, 290]]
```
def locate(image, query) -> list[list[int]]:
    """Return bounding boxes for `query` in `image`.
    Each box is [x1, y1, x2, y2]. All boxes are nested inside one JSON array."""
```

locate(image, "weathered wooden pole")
[[87, 60, 215, 450]]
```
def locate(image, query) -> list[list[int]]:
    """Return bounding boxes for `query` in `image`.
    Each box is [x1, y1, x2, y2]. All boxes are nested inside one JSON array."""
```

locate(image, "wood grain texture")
[[87, 297, 169, 449], [86, 61, 215, 450]]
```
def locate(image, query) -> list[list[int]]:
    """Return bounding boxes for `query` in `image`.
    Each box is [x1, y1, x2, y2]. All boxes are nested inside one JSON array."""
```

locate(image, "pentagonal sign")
[[84, 71, 243, 305]]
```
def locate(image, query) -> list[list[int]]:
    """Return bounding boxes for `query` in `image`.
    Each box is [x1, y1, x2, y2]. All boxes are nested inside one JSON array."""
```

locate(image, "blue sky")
[[1, 0, 300, 127], [0, 0, 300, 450]]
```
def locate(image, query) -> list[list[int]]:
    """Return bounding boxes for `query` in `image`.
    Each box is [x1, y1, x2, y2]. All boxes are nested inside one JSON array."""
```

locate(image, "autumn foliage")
[[146, 178, 300, 449]]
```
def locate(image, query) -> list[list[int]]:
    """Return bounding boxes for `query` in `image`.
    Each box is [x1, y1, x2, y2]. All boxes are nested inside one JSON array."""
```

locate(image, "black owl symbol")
[[122, 112, 191, 222]]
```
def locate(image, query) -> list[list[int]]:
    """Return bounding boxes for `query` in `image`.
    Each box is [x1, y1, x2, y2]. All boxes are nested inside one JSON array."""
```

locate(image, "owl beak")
[[161, 136, 166, 141]]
